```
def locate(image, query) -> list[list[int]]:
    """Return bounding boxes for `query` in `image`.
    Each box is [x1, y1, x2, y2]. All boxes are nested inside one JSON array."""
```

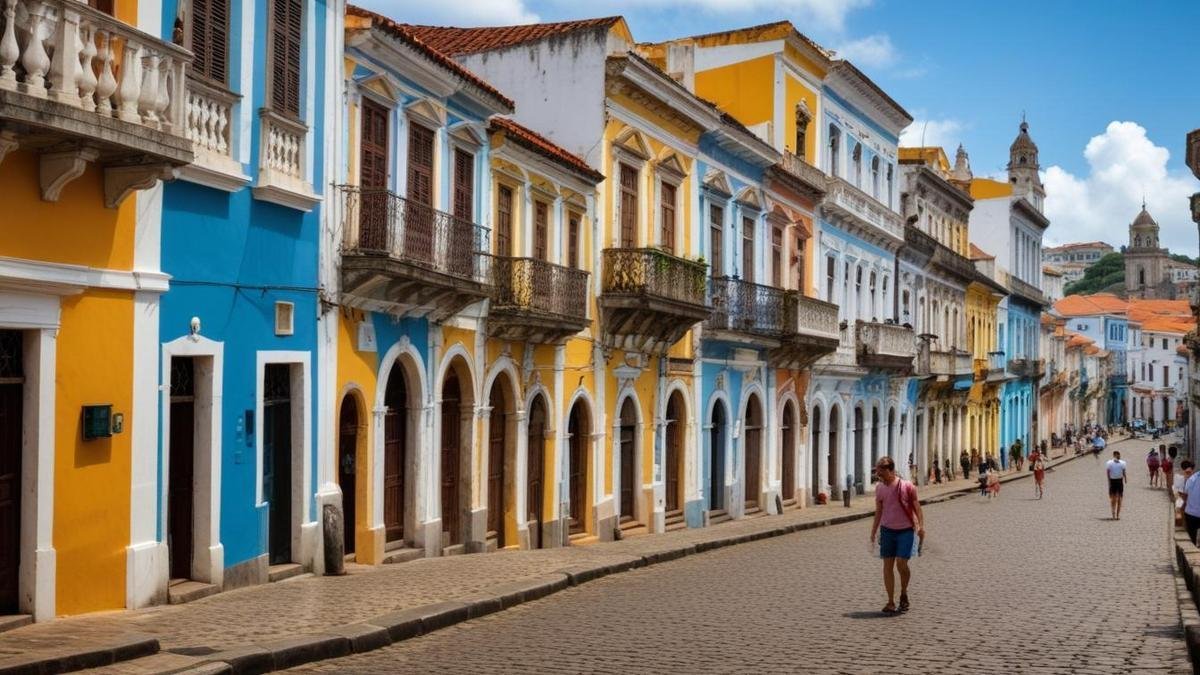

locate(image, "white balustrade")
[[857, 321, 916, 359], [825, 177, 905, 241], [0, 0, 190, 136], [795, 294, 839, 340], [185, 77, 235, 157], [260, 109, 305, 180]]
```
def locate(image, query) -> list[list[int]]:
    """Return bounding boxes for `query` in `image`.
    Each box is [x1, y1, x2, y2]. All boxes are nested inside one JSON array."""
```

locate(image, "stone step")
[[381, 547, 424, 565], [167, 579, 220, 605], [267, 563, 307, 583], [708, 509, 732, 525], [0, 614, 32, 634]]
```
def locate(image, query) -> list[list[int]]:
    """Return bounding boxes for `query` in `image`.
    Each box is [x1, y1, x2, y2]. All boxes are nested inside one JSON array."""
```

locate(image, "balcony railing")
[[489, 256, 589, 342], [0, 0, 189, 136], [1007, 357, 1043, 379], [1008, 275, 1048, 307], [340, 185, 490, 283], [707, 277, 787, 337], [180, 75, 246, 188], [601, 248, 707, 307], [823, 177, 904, 241], [855, 321, 915, 370], [785, 292, 840, 340], [778, 150, 827, 193]]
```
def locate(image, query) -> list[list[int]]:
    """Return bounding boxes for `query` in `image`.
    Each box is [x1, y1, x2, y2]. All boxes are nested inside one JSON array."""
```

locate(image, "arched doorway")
[[440, 357, 474, 548], [744, 394, 763, 510], [781, 401, 796, 504], [618, 398, 638, 524], [383, 362, 408, 544], [486, 376, 513, 548], [338, 394, 358, 556], [664, 392, 685, 517], [810, 404, 821, 503], [828, 406, 840, 499], [527, 395, 548, 548], [709, 401, 727, 512], [567, 399, 590, 536]]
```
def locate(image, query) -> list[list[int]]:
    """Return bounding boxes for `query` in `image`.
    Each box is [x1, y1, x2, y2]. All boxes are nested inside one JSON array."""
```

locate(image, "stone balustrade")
[[824, 177, 904, 241]]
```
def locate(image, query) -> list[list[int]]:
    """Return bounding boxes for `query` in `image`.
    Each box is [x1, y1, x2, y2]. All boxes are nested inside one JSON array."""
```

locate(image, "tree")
[[1064, 252, 1125, 295]]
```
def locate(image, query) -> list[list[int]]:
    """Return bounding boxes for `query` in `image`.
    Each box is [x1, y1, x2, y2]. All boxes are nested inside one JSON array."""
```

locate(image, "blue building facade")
[[154, 0, 338, 597]]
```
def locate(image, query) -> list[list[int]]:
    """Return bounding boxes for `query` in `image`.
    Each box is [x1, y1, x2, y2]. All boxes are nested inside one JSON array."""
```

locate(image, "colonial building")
[[1042, 241, 1114, 285], [1125, 205, 1175, 299]]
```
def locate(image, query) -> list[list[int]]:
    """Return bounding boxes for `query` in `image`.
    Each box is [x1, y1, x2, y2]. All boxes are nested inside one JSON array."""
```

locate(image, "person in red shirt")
[[869, 456, 926, 615]]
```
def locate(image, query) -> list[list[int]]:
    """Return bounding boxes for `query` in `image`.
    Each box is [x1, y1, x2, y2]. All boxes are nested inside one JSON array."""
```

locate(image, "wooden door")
[[358, 98, 389, 251], [619, 405, 635, 522], [664, 395, 681, 513], [338, 396, 358, 556], [486, 382, 505, 547], [406, 123, 435, 263], [0, 331, 23, 614], [709, 404, 725, 511], [263, 364, 292, 565], [526, 399, 546, 549], [440, 372, 461, 545], [168, 358, 195, 581], [383, 364, 406, 543], [568, 404, 586, 534], [744, 397, 761, 508], [449, 149, 475, 278], [781, 405, 795, 502]]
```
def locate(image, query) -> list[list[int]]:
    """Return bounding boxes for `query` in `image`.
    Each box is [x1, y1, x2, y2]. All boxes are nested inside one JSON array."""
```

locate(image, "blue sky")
[[368, 0, 1200, 255]]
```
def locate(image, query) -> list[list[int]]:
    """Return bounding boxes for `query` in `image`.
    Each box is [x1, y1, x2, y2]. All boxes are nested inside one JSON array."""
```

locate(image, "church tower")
[[1007, 118, 1045, 212], [1124, 203, 1171, 298]]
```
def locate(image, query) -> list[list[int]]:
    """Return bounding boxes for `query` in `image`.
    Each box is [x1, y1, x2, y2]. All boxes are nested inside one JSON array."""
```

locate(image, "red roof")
[[346, 6, 513, 110], [401, 17, 623, 56], [968, 243, 994, 260], [490, 117, 603, 182]]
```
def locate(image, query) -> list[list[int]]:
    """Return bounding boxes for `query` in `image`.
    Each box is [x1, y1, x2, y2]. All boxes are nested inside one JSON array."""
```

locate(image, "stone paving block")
[[323, 624, 390, 655], [638, 544, 697, 565], [260, 635, 350, 671], [204, 646, 272, 675], [554, 562, 610, 587], [456, 592, 503, 620]]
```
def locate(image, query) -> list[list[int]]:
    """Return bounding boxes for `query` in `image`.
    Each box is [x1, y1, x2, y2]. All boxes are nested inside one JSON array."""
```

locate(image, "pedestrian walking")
[[1176, 460, 1194, 528], [869, 456, 925, 615], [1147, 448, 1161, 488], [1106, 450, 1128, 520], [960, 450, 971, 481], [1166, 447, 1178, 496], [1031, 451, 1046, 499], [1182, 461, 1200, 544], [1092, 434, 1106, 461]]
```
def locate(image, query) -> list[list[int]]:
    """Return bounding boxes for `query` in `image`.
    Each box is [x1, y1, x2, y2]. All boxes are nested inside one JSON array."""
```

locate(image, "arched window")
[[886, 165, 894, 207], [853, 143, 863, 187], [871, 156, 880, 198], [828, 125, 841, 176], [869, 271, 877, 320], [795, 103, 811, 159]]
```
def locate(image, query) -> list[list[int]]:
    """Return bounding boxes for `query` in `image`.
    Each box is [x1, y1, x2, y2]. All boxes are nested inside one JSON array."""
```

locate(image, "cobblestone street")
[[293, 443, 1188, 674]]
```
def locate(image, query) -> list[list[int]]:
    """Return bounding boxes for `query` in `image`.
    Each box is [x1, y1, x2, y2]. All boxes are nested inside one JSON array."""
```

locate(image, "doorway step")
[[382, 548, 423, 565], [616, 519, 647, 539], [742, 506, 765, 520], [168, 579, 220, 605], [0, 615, 32, 634], [707, 509, 732, 525], [267, 563, 307, 583], [665, 509, 686, 532]]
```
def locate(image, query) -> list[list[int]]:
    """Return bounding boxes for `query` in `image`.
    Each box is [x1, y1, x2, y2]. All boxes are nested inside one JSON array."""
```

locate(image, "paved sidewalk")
[[0, 440, 1110, 674]]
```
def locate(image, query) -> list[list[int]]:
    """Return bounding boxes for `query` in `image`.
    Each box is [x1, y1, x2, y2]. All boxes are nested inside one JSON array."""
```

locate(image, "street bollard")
[[844, 474, 852, 508]]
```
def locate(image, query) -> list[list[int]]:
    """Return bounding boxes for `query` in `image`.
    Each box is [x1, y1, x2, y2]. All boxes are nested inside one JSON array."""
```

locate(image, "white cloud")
[[830, 33, 896, 68], [899, 118, 964, 150], [1043, 121, 1197, 256], [357, 0, 540, 26]]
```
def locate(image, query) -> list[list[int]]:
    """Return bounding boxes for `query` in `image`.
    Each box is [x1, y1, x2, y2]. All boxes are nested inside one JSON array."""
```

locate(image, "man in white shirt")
[[1105, 450, 1127, 520], [1182, 461, 1200, 544]]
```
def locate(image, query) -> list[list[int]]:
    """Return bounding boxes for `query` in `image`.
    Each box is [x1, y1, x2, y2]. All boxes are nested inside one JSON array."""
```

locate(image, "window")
[[871, 156, 880, 198], [709, 204, 724, 276], [825, 257, 836, 302], [772, 227, 783, 288], [741, 216, 755, 283], [88, 0, 114, 14], [496, 185, 513, 256], [886, 165, 894, 206], [534, 201, 549, 261], [1163, 338, 1168, 350], [659, 182, 676, 253], [828, 125, 840, 176], [853, 143, 863, 187], [619, 164, 638, 246], [794, 103, 810, 159], [868, 272, 877, 319], [795, 237, 806, 292], [1164, 365, 1169, 387], [407, 123, 434, 206], [567, 212, 581, 269], [269, 0, 303, 116], [452, 149, 474, 220], [189, 0, 229, 84]]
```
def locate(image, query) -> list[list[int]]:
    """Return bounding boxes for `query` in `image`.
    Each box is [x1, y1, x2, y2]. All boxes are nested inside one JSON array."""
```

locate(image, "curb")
[[1168, 499, 1200, 674], [0, 634, 159, 675]]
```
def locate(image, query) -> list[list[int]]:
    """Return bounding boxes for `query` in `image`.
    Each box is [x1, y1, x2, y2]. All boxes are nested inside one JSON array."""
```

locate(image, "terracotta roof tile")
[[346, 5, 513, 110], [401, 17, 623, 56], [490, 117, 603, 182], [1054, 293, 1128, 317], [968, 243, 994, 260]]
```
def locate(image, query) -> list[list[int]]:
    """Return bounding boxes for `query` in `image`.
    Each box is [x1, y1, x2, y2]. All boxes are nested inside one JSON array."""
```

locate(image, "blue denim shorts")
[[879, 526, 916, 559]]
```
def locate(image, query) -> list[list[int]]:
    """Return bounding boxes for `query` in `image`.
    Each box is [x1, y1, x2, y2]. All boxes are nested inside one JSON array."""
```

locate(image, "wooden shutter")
[[270, 0, 302, 116], [496, 186, 512, 256], [742, 216, 754, 283], [709, 204, 723, 276], [407, 124, 433, 206], [659, 182, 675, 253], [772, 226, 782, 287], [534, 201, 549, 261], [359, 98, 388, 189], [88, 0, 114, 15], [190, 0, 229, 83], [568, 213, 580, 269], [619, 163, 638, 247], [453, 149, 474, 220]]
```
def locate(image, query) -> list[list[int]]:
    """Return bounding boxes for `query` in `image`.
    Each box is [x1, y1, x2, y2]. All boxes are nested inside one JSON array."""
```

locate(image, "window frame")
[[266, 0, 304, 119]]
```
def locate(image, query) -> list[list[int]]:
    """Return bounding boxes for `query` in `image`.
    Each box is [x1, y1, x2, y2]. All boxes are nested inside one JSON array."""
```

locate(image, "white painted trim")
[[126, 290, 163, 610], [16, 325, 57, 620], [255, 350, 313, 567], [372, 337, 427, 540], [237, 0, 254, 167], [160, 335, 225, 589], [0, 255, 170, 294]]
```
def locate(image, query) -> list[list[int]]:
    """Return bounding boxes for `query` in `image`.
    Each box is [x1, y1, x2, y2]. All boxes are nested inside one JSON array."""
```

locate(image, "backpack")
[[893, 479, 918, 527]]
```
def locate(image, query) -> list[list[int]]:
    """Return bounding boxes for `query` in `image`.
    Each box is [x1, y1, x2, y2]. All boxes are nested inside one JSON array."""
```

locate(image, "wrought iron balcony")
[[0, 0, 193, 206], [339, 186, 491, 322], [488, 257, 589, 343], [855, 321, 915, 371], [771, 291, 840, 369], [706, 276, 788, 339], [599, 247, 710, 353]]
